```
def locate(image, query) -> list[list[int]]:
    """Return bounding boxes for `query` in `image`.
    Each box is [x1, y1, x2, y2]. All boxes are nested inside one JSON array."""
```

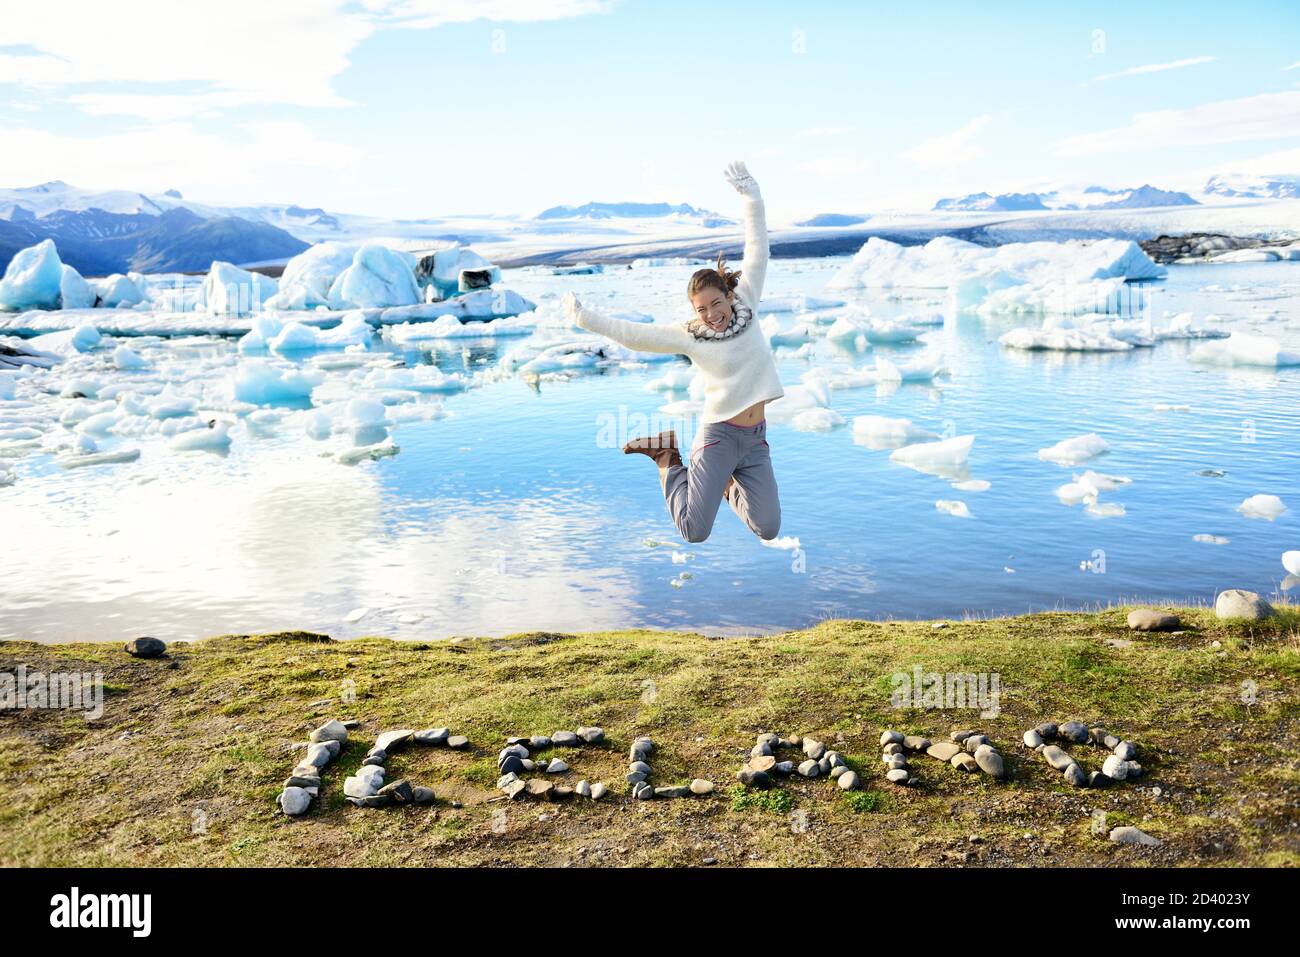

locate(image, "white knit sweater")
[[572, 194, 784, 424]]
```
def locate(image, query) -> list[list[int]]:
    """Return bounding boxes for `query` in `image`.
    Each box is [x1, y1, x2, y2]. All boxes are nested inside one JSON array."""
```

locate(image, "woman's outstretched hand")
[[723, 160, 761, 199], [562, 291, 582, 322]]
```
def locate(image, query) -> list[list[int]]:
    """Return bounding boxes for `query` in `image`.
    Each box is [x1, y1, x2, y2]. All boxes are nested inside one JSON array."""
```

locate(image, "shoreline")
[[2, 604, 1296, 867]]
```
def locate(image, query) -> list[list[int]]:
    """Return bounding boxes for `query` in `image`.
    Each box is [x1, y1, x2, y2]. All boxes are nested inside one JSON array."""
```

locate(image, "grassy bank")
[[1, 605, 1297, 867]]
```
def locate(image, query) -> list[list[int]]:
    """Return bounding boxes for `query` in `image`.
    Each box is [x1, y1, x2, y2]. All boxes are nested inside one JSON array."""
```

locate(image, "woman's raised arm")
[[724, 160, 768, 305]]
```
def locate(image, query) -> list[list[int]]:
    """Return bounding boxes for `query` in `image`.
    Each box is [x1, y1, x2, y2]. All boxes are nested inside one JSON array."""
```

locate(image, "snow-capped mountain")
[[1203, 173, 1300, 200], [534, 201, 731, 227], [933, 184, 1198, 212]]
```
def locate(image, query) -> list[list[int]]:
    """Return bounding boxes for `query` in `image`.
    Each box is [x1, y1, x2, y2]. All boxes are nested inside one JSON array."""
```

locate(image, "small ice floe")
[[874, 353, 947, 383], [935, 499, 972, 518], [60, 447, 141, 469], [232, 359, 325, 405], [1283, 551, 1300, 576], [1237, 494, 1287, 520], [361, 365, 467, 393], [759, 535, 801, 551], [29, 324, 101, 357], [1085, 501, 1126, 518], [951, 479, 990, 492], [851, 415, 940, 450], [345, 607, 370, 623], [1154, 403, 1190, 412], [335, 441, 399, 465], [113, 344, 147, 370], [761, 315, 812, 348], [671, 551, 691, 565], [889, 434, 974, 478], [646, 367, 695, 392], [1038, 432, 1108, 466], [759, 294, 845, 313], [1056, 469, 1130, 516], [765, 378, 830, 422], [383, 313, 536, 343], [170, 421, 231, 452], [1194, 534, 1230, 545], [791, 407, 845, 432], [1191, 332, 1300, 368]]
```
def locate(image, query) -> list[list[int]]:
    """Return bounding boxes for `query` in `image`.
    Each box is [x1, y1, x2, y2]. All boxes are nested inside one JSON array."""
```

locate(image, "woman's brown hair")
[[687, 251, 741, 299]]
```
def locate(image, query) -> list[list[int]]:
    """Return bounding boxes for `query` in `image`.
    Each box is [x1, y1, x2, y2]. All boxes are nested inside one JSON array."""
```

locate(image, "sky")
[[1, 0, 1298, 221]]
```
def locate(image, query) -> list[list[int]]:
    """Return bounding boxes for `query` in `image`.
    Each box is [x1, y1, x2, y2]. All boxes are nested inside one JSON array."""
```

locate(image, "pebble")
[[1102, 754, 1128, 780], [950, 730, 975, 742], [498, 754, 525, 775], [748, 755, 777, 772], [1127, 609, 1181, 631], [590, 783, 608, 800], [378, 779, 414, 804], [751, 742, 773, 757], [551, 731, 579, 747], [302, 744, 334, 769], [355, 764, 385, 785], [309, 719, 349, 744], [503, 780, 528, 800], [886, 768, 910, 784], [926, 742, 962, 762], [829, 764, 849, 779], [497, 772, 519, 789], [279, 787, 311, 815], [973, 745, 1005, 779], [737, 769, 771, 788], [1023, 730, 1043, 749], [529, 735, 552, 749], [773, 760, 795, 775], [365, 748, 387, 762], [446, 735, 469, 749], [1087, 771, 1110, 789], [344, 775, 378, 798], [883, 742, 903, 756], [903, 735, 931, 752], [757, 732, 780, 745], [951, 753, 978, 773], [962, 735, 990, 753], [1215, 589, 1274, 620], [802, 739, 827, 760], [879, 731, 904, 747], [575, 780, 592, 798], [837, 771, 860, 791], [817, 756, 832, 775], [797, 759, 821, 778], [655, 786, 690, 799], [625, 771, 647, 784], [634, 782, 654, 800], [375, 729, 414, 752], [577, 726, 605, 744], [1063, 763, 1088, 788], [124, 636, 166, 659], [361, 755, 385, 767], [412, 786, 435, 804], [1113, 741, 1137, 761], [546, 759, 569, 774], [1041, 746, 1076, 771], [886, 755, 908, 770], [1109, 826, 1162, 846], [1034, 723, 1057, 739], [1059, 721, 1089, 744], [525, 779, 553, 800], [826, 751, 846, 768], [414, 727, 449, 745], [690, 779, 714, 795], [629, 760, 652, 775]]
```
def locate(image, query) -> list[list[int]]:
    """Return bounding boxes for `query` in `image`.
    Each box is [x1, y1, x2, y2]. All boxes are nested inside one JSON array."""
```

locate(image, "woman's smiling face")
[[690, 287, 734, 330]]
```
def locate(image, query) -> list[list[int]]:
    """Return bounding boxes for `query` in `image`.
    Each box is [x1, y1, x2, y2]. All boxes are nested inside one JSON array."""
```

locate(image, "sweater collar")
[[685, 299, 753, 342]]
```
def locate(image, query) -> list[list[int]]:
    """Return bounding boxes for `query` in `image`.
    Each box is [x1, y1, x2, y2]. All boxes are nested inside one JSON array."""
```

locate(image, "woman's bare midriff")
[[724, 400, 767, 427]]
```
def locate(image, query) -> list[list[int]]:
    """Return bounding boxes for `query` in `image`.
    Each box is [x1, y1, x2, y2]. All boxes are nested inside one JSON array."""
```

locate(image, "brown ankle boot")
[[624, 430, 682, 469]]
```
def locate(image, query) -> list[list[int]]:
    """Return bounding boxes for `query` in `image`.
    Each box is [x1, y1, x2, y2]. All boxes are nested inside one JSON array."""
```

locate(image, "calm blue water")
[[3, 257, 1298, 643]]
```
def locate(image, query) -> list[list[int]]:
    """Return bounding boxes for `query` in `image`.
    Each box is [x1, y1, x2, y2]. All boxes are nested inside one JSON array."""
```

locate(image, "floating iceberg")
[[0, 239, 64, 311], [1038, 433, 1108, 466], [203, 262, 279, 316], [1237, 494, 1286, 520], [382, 311, 536, 343], [1191, 332, 1300, 368], [94, 273, 147, 309], [265, 242, 358, 310], [852, 415, 940, 449], [935, 499, 972, 518], [791, 407, 845, 432], [890, 434, 974, 477], [1283, 551, 1300, 576], [170, 421, 231, 452], [60, 265, 95, 310], [874, 354, 948, 383], [418, 247, 501, 299], [328, 243, 420, 310], [232, 359, 324, 404]]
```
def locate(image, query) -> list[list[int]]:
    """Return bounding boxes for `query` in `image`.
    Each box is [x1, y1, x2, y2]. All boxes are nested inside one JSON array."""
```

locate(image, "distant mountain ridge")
[[933, 183, 1199, 212], [535, 201, 732, 226]]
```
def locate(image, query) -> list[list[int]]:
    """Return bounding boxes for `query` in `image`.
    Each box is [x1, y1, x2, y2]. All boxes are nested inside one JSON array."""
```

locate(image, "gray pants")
[[664, 419, 781, 543]]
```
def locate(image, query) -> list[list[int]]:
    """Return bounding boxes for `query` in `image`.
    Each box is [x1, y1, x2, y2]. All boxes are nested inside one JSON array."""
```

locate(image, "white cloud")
[[0, 0, 613, 116], [1054, 90, 1300, 156], [899, 115, 991, 170], [1089, 55, 1216, 83], [0, 120, 362, 197], [796, 157, 869, 177], [1283, 60, 1300, 71]]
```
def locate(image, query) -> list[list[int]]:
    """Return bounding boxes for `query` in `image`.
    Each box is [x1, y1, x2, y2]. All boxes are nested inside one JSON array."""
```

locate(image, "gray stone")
[[974, 745, 1005, 779], [781, 736, 802, 748], [1063, 763, 1088, 788], [634, 782, 654, 800], [1059, 721, 1089, 744], [883, 742, 903, 756], [748, 755, 776, 773], [346, 794, 390, 808], [797, 759, 820, 778], [575, 780, 592, 798], [498, 754, 525, 775], [1041, 746, 1076, 771], [285, 774, 320, 789], [903, 735, 931, 752], [309, 719, 348, 744], [633, 736, 654, 752], [654, 785, 690, 799], [125, 636, 166, 658], [751, 742, 773, 758], [1113, 740, 1137, 761], [963, 734, 990, 753], [951, 753, 978, 773], [545, 759, 569, 774], [629, 760, 652, 775], [950, 730, 976, 742], [773, 761, 795, 775], [1087, 771, 1111, 788], [525, 779, 553, 800], [303, 743, 335, 769], [412, 786, 435, 804], [501, 743, 529, 759], [590, 782, 608, 800], [503, 779, 528, 800], [738, 768, 771, 788], [529, 735, 552, 749], [1034, 723, 1057, 739], [553, 786, 574, 799], [365, 748, 387, 762], [375, 729, 414, 752], [414, 727, 449, 745], [630, 746, 651, 763], [1103, 734, 1121, 750], [1215, 589, 1274, 620], [817, 756, 832, 775], [497, 772, 519, 789], [279, 787, 311, 816], [829, 764, 849, 779], [886, 768, 910, 784], [1109, 826, 1161, 846], [378, 779, 414, 804], [344, 775, 378, 798], [625, 771, 647, 784], [879, 731, 904, 747], [577, 726, 605, 744], [757, 732, 780, 746], [446, 735, 469, 749], [1023, 730, 1043, 749], [690, 779, 714, 795], [926, 742, 962, 762], [361, 755, 385, 767], [1102, 754, 1128, 780], [520, 759, 535, 771], [837, 771, 860, 791], [1127, 609, 1181, 631], [551, 731, 579, 747], [826, 751, 846, 769], [886, 755, 908, 770], [802, 739, 826, 760]]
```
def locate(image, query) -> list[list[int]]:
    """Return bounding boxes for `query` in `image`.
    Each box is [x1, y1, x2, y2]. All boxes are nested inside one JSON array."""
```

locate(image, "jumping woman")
[[562, 160, 784, 544]]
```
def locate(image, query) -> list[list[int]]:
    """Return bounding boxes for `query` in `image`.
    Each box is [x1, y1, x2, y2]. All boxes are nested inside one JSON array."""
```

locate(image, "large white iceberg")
[[265, 242, 358, 310], [203, 261, 279, 316], [94, 273, 147, 309], [889, 434, 974, 477], [1191, 332, 1300, 368], [420, 247, 501, 300], [0, 239, 65, 311], [59, 265, 95, 310], [328, 243, 420, 310]]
